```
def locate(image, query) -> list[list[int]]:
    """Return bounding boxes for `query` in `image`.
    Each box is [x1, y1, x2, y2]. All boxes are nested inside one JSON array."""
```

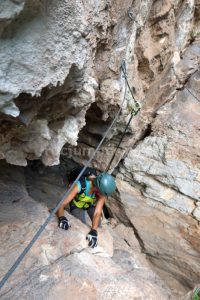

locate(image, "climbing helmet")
[[93, 172, 116, 196]]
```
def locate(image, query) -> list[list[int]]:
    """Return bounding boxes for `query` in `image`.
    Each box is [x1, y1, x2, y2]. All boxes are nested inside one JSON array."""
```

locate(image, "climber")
[[57, 168, 116, 248]]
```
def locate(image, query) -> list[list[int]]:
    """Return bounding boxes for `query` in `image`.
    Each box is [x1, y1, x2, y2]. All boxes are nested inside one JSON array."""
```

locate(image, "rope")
[[106, 61, 141, 172], [121, 59, 138, 104], [110, 73, 200, 176], [0, 60, 128, 290], [185, 87, 200, 103], [106, 111, 134, 172]]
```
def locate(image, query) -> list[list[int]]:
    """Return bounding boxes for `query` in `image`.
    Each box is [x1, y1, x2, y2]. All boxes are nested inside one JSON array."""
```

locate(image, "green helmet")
[[93, 172, 116, 196]]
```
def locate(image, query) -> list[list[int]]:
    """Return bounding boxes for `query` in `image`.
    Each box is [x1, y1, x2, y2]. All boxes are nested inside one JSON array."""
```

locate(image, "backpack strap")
[[77, 177, 87, 195]]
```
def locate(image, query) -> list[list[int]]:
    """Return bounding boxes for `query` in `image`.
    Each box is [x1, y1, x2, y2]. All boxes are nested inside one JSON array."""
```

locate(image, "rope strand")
[[185, 87, 200, 103], [106, 61, 141, 172]]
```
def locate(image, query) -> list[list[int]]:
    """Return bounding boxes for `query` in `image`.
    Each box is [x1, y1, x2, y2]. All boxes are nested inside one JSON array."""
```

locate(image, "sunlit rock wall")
[[0, 0, 200, 296]]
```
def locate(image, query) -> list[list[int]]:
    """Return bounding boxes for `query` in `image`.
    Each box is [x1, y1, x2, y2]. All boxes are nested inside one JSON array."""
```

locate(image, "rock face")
[[0, 0, 199, 170], [0, 0, 149, 166], [0, 0, 200, 298], [108, 178, 200, 296], [0, 162, 172, 299], [0, 0, 97, 165], [111, 31, 200, 294]]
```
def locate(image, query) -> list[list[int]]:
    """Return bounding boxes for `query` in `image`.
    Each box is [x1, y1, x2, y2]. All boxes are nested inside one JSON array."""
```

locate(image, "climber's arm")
[[57, 184, 79, 218], [91, 195, 106, 230]]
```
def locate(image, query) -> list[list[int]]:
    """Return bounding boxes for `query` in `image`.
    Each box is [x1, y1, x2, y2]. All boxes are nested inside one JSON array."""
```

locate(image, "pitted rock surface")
[[0, 0, 200, 298]]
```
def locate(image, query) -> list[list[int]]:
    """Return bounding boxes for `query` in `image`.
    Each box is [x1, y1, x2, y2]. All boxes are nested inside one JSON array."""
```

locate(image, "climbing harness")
[[0, 59, 138, 290], [106, 60, 141, 172], [71, 190, 96, 209]]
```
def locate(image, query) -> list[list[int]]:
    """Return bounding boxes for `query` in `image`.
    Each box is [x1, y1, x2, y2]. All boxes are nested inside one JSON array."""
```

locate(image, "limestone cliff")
[[0, 0, 200, 299]]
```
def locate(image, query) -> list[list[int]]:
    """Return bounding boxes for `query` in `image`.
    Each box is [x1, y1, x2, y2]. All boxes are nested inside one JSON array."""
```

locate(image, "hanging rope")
[[185, 87, 200, 103], [0, 60, 129, 290], [121, 60, 137, 102], [106, 60, 141, 172], [106, 108, 139, 172]]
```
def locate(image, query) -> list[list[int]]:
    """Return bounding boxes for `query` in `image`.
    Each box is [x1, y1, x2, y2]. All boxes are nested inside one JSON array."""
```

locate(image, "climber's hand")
[[86, 229, 98, 248], [58, 216, 70, 230]]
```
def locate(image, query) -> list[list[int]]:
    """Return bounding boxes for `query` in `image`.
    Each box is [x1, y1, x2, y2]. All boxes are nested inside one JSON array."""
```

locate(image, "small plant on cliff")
[[192, 287, 200, 300], [189, 30, 200, 43]]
